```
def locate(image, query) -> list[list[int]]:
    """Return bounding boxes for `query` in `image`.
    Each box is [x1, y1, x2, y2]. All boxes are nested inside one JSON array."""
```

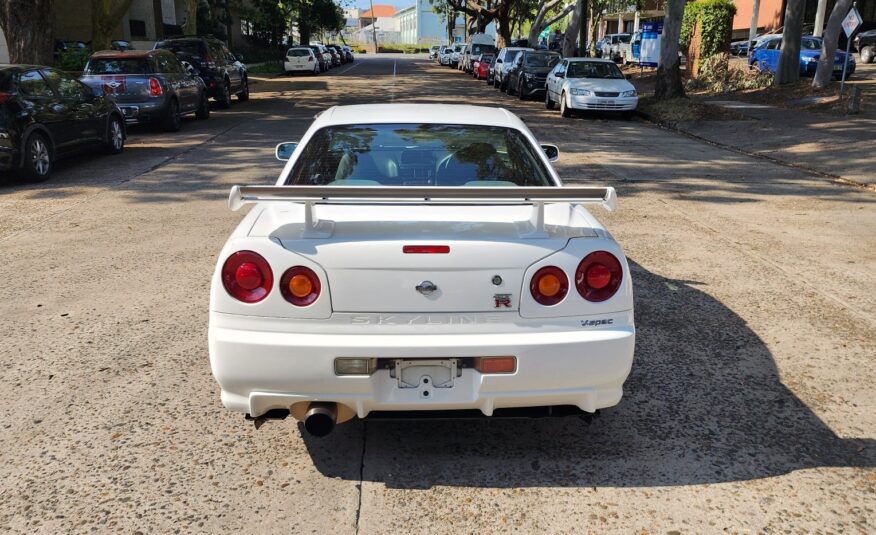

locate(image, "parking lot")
[[0, 54, 874, 533]]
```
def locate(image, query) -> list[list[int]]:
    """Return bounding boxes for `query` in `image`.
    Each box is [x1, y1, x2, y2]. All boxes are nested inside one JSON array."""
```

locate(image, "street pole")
[[813, 0, 828, 36], [369, 0, 378, 52], [839, 2, 856, 101], [748, 0, 761, 54]]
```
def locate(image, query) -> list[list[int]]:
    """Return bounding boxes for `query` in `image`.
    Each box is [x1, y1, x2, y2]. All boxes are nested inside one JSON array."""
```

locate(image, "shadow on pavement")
[[302, 260, 875, 489]]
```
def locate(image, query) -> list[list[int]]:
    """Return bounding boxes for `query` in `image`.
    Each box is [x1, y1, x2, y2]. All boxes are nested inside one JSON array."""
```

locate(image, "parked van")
[[463, 33, 496, 73]]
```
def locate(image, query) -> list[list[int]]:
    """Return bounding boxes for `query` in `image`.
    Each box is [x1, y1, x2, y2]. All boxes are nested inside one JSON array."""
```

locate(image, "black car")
[[505, 50, 560, 100], [0, 65, 126, 181], [153, 36, 248, 108], [855, 28, 876, 63], [80, 50, 209, 131]]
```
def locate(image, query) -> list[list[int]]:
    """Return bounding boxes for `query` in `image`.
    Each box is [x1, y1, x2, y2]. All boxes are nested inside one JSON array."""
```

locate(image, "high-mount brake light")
[[575, 251, 623, 302], [280, 266, 321, 306], [403, 245, 450, 254], [222, 251, 273, 303], [530, 266, 568, 306], [148, 77, 162, 96]]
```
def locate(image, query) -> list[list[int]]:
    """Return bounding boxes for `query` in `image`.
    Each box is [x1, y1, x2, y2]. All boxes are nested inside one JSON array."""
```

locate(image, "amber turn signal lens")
[[530, 266, 568, 306], [538, 273, 562, 297], [288, 274, 313, 298]]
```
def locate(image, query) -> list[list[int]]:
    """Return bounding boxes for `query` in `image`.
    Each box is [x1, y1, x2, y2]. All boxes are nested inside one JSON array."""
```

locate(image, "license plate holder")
[[392, 359, 459, 389]]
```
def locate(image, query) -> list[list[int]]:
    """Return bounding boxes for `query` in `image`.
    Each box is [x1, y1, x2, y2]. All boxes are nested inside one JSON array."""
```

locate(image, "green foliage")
[[55, 48, 90, 72], [681, 0, 736, 59], [686, 53, 773, 92], [377, 44, 432, 53], [246, 60, 284, 74]]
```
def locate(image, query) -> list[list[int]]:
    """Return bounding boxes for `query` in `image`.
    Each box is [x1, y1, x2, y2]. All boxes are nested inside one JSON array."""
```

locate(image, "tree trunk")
[[495, 2, 512, 48], [775, 0, 804, 84], [812, 0, 853, 88], [0, 0, 54, 65], [655, 0, 685, 99], [562, 0, 585, 57], [447, 11, 456, 43], [182, 0, 197, 35], [92, 0, 136, 51], [587, 2, 600, 57]]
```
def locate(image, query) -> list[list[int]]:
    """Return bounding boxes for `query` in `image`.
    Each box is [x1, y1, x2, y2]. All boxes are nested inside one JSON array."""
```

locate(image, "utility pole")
[[369, 0, 379, 51], [813, 0, 828, 36], [748, 0, 760, 53]]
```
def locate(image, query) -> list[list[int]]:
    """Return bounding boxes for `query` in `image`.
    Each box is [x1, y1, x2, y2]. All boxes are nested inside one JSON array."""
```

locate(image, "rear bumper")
[[284, 61, 314, 71], [209, 311, 635, 418], [115, 98, 170, 124]]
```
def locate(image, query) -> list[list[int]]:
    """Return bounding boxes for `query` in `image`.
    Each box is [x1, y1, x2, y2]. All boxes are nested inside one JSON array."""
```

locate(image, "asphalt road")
[[1, 54, 874, 533]]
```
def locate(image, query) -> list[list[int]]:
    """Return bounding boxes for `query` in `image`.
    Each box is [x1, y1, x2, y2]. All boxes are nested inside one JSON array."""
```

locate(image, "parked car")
[[325, 46, 342, 67], [429, 45, 440, 59], [211, 103, 634, 437], [308, 44, 331, 72], [599, 33, 631, 62], [493, 47, 533, 90], [328, 45, 347, 64], [452, 44, 468, 69], [750, 35, 856, 79], [111, 40, 135, 51], [486, 53, 499, 84], [0, 65, 126, 181], [545, 58, 637, 118], [475, 53, 495, 80], [463, 33, 496, 73], [854, 29, 876, 63], [284, 46, 320, 75], [439, 45, 455, 65], [54, 40, 90, 61], [80, 50, 209, 131], [730, 39, 751, 56], [505, 50, 561, 100], [341, 46, 354, 62], [153, 35, 248, 108]]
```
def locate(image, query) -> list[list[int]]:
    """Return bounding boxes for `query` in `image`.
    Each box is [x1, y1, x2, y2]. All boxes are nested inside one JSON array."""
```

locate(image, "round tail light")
[[280, 266, 321, 306], [530, 266, 568, 306], [222, 251, 273, 303], [575, 251, 623, 302]]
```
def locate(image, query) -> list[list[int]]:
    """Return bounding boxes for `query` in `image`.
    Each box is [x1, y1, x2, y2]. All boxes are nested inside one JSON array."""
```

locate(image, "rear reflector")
[[474, 357, 516, 374], [335, 358, 377, 375], [403, 245, 450, 254]]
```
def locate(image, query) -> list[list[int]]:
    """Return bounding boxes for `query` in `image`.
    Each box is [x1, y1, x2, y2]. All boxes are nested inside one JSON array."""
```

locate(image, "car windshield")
[[85, 58, 152, 75], [801, 37, 821, 49], [617, 35, 631, 43], [524, 53, 560, 67], [286, 124, 553, 187], [471, 44, 495, 55], [155, 40, 203, 57], [567, 61, 624, 79], [287, 49, 310, 57]]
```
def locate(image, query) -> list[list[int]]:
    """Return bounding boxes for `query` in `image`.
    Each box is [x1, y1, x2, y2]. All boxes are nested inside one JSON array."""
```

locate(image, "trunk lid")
[[261, 204, 598, 313], [80, 74, 155, 104]]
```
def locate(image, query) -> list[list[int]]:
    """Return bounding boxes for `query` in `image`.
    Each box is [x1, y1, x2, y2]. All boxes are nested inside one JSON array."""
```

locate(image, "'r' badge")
[[493, 294, 512, 308]]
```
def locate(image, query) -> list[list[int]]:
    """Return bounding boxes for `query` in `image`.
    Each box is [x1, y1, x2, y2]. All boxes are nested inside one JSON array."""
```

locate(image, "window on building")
[[129, 19, 147, 39]]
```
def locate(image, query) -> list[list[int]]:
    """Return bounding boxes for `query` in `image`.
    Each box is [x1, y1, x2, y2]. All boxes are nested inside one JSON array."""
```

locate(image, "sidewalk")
[[652, 99, 875, 187]]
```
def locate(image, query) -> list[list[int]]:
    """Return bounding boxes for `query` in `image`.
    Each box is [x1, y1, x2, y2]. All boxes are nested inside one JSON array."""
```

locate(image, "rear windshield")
[[154, 40, 205, 57], [287, 49, 311, 57], [567, 61, 624, 79], [85, 58, 152, 75], [286, 124, 552, 187], [524, 53, 560, 68]]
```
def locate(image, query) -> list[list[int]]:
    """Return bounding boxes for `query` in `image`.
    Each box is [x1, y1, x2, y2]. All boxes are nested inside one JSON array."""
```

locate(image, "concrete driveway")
[[0, 54, 873, 533]]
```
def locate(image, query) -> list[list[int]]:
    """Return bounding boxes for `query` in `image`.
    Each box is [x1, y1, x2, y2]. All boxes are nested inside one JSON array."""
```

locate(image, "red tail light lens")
[[222, 251, 273, 303], [403, 245, 450, 254], [530, 266, 568, 306], [280, 266, 321, 306], [575, 251, 623, 302], [0, 92, 12, 104], [148, 77, 162, 96]]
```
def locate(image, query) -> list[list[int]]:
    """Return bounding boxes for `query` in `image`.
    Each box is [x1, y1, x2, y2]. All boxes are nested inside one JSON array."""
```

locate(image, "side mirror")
[[556, 72, 565, 78], [275, 142, 298, 161], [541, 144, 559, 162]]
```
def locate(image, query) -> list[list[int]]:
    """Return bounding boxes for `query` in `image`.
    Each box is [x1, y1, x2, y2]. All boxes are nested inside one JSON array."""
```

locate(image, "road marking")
[[335, 61, 362, 75], [391, 59, 397, 102]]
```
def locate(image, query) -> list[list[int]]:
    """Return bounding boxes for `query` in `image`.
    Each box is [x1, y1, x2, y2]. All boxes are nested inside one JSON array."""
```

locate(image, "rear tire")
[[505, 78, 514, 95], [862, 46, 875, 64], [163, 98, 181, 132], [105, 115, 125, 154], [195, 92, 210, 120], [216, 80, 232, 109], [21, 132, 52, 182], [517, 80, 526, 100], [236, 77, 249, 102]]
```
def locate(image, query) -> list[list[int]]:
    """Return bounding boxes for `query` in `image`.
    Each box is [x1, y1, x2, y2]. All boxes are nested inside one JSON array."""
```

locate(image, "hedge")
[[681, 0, 737, 59]]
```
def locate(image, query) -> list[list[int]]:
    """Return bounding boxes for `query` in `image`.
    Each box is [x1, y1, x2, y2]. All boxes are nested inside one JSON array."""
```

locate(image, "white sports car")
[[209, 104, 635, 436]]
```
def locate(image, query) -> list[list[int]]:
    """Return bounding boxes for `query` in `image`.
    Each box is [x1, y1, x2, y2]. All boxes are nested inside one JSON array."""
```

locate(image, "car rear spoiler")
[[228, 185, 617, 238]]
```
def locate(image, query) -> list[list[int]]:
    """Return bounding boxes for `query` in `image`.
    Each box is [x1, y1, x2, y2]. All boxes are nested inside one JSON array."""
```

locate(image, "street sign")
[[841, 6, 862, 38], [640, 21, 663, 67]]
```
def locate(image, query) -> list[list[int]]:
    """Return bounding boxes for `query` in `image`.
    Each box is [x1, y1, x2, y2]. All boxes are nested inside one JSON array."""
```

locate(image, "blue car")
[[750, 36, 855, 78]]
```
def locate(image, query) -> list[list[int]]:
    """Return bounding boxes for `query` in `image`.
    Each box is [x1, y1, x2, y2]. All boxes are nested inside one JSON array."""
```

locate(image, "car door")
[[548, 60, 565, 98], [40, 68, 102, 149], [16, 69, 68, 149], [223, 45, 242, 91]]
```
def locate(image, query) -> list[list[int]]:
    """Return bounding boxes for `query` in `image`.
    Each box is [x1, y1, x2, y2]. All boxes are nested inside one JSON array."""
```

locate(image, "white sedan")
[[209, 104, 635, 436], [283, 46, 320, 75], [545, 58, 638, 118]]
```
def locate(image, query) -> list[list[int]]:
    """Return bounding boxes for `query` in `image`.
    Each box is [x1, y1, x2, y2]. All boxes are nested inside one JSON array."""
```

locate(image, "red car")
[[475, 53, 494, 80]]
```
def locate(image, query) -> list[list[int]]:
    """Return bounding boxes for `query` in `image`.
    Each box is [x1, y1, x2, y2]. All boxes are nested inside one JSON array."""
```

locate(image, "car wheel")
[[560, 93, 572, 118], [862, 46, 875, 64], [105, 115, 125, 154], [312, 65, 320, 75], [21, 132, 52, 181], [163, 98, 182, 132], [505, 79, 514, 95], [216, 80, 232, 109], [545, 90, 555, 110], [195, 92, 210, 120], [236, 77, 249, 101], [517, 80, 526, 100]]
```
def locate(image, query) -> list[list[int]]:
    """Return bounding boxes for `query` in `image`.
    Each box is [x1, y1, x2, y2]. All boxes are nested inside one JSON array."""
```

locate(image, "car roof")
[[315, 104, 521, 130], [563, 57, 616, 63], [90, 50, 158, 59]]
